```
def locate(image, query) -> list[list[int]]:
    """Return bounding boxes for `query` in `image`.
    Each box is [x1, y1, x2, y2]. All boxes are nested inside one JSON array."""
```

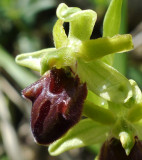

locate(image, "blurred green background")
[[0, 0, 142, 160]]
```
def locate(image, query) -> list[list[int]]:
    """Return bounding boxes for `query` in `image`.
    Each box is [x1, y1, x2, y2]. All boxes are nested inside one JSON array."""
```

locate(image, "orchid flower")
[[15, 0, 142, 159]]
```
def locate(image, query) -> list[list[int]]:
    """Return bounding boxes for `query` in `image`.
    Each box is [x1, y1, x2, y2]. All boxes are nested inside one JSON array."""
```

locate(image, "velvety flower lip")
[[22, 68, 87, 145]]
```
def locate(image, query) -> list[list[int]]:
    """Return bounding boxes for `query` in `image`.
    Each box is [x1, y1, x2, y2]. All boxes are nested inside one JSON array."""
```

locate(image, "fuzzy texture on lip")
[[22, 68, 87, 145], [99, 137, 142, 160]]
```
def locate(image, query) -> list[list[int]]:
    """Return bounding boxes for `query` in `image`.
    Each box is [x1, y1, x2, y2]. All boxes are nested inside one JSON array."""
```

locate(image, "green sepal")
[[77, 58, 132, 103], [48, 118, 109, 156], [53, 19, 68, 49], [15, 48, 56, 72], [83, 100, 116, 125], [57, 3, 97, 41], [78, 34, 133, 62], [56, 3, 81, 21]]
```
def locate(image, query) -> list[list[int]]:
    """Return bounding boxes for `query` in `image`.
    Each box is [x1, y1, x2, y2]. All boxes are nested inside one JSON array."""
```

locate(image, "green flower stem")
[[83, 100, 116, 125], [78, 34, 133, 62], [127, 103, 142, 123]]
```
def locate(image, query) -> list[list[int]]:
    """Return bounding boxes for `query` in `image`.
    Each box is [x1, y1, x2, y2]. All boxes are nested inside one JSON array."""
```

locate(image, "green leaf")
[[48, 118, 109, 156], [78, 34, 133, 61], [53, 19, 68, 49], [83, 100, 116, 125], [16, 48, 56, 72], [57, 3, 97, 41], [77, 59, 132, 103], [103, 0, 123, 37], [102, 0, 123, 65]]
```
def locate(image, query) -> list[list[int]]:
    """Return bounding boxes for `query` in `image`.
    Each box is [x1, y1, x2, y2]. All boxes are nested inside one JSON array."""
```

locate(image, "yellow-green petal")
[[78, 34, 133, 62], [53, 19, 68, 49]]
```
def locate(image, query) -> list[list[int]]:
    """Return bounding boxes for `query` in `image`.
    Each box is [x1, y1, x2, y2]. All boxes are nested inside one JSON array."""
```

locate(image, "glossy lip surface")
[[22, 68, 87, 145]]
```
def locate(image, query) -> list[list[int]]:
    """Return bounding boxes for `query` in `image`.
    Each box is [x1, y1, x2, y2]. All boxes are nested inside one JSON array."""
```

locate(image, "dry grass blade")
[[0, 76, 31, 118], [0, 91, 25, 160]]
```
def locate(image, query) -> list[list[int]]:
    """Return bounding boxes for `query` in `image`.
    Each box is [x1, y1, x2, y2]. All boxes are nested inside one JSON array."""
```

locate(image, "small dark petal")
[[22, 68, 87, 145], [129, 137, 142, 160], [99, 138, 128, 160], [99, 137, 142, 160]]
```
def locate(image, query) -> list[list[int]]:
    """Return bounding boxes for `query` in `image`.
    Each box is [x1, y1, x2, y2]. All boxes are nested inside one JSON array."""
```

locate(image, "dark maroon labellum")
[[99, 137, 142, 160], [22, 68, 87, 145]]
